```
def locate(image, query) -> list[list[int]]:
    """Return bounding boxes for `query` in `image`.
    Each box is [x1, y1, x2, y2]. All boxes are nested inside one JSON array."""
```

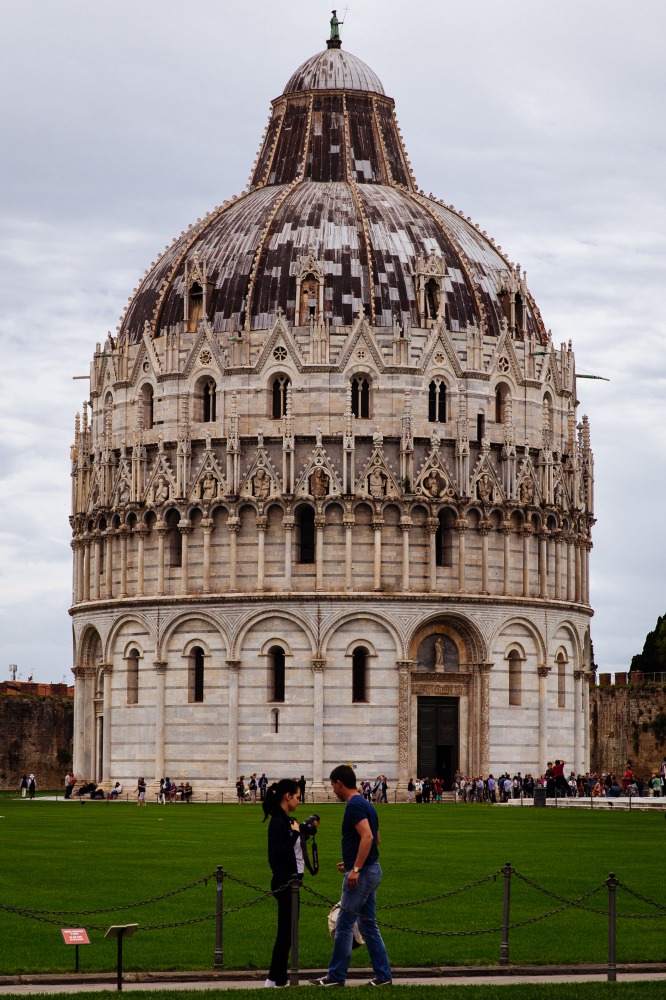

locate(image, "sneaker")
[[309, 976, 344, 987], [367, 978, 392, 987]]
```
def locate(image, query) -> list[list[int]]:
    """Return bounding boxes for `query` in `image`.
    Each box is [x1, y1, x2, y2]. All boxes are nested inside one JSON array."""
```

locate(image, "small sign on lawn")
[[61, 928, 90, 946]]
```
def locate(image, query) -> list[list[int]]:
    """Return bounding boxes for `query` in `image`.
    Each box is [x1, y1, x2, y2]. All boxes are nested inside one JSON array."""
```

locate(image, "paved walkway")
[[2, 967, 666, 993]]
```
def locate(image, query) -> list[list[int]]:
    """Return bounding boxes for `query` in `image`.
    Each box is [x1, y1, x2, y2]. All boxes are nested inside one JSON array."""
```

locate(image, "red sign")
[[61, 929, 90, 945]]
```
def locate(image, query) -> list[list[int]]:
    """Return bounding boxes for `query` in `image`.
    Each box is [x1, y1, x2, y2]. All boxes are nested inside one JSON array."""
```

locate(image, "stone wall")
[[590, 682, 666, 778], [0, 695, 74, 791]]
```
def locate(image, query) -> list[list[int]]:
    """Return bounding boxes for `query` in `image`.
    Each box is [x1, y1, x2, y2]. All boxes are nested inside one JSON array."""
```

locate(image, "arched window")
[[203, 380, 216, 422], [557, 652, 566, 708], [508, 650, 521, 706], [272, 375, 290, 419], [187, 281, 204, 333], [297, 506, 315, 564], [351, 376, 370, 419], [425, 278, 440, 320], [476, 412, 485, 444], [127, 648, 139, 705], [352, 647, 368, 703], [269, 646, 285, 702], [271, 708, 280, 733], [189, 646, 205, 703], [166, 509, 182, 568], [495, 384, 509, 424], [435, 509, 454, 567], [428, 380, 447, 423], [142, 385, 154, 430]]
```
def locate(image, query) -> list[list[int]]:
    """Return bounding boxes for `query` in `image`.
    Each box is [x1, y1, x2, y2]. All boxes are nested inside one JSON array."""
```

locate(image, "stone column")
[[283, 517, 294, 590], [92, 535, 101, 600], [101, 664, 113, 781], [502, 524, 511, 596], [585, 544, 591, 605], [373, 516, 384, 592], [426, 517, 438, 593], [538, 666, 551, 771], [154, 660, 167, 780], [82, 539, 90, 601], [567, 535, 574, 602], [311, 659, 326, 788], [573, 669, 584, 774], [119, 528, 128, 598], [256, 515, 267, 591], [574, 539, 582, 603], [315, 514, 325, 592], [72, 665, 85, 775], [397, 661, 412, 792], [226, 660, 240, 783], [480, 522, 490, 595], [105, 533, 113, 599], [539, 532, 548, 599], [477, 663, 492, 775], [157, 527, 166, 595], [344, 514, 354, 591], [136, 529, 146, 597], [583, 671, 593, 771], [228, 518, 240, 591], [400, 519, 411, 592], [554, 532, 561, 600], [522, 528, 531, 598], [456, 520, 467, 593], [71, 541, 80, 604], [202, 519, 212, 593], [179, 524, 191, 594]]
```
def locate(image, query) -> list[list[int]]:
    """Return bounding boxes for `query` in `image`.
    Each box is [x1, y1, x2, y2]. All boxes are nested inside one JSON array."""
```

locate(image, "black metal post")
[[75, 944, 79, 973], [499, 862, 512, 965], [607, 872, 618, 982], [117, 931, 124, 992], [289, 875, 302, 987], [214, 866, 224, 969]]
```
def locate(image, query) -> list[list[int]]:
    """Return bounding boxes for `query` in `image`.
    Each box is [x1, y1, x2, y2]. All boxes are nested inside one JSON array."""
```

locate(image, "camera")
[[299, 813, 320, 839]]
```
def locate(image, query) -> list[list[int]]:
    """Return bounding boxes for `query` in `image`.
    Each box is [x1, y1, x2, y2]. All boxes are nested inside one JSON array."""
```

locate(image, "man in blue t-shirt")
[[310, 765, 392, 987]]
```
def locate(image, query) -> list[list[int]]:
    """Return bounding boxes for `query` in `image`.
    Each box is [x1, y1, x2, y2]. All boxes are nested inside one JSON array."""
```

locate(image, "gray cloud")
[[1, 0, 664, 681]]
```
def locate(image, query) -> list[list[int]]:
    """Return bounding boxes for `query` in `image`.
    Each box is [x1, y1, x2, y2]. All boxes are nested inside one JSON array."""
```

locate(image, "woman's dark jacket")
[[267, 809, 300, 884]]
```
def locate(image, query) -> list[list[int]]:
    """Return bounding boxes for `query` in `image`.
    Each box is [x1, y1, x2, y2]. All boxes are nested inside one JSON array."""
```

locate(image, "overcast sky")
[[0, 0, 664, 684]]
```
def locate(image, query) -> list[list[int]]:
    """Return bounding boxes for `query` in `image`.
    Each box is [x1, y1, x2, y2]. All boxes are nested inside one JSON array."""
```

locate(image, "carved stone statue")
[[330, 9, 341, 39], [201, 470, 218, 501], [520, 477, 534, 504], [477, 472, 492, 504], [434, 638, 445, 668], [252, 467, 271, 500], [423, 468, 445, 498], [153, 476, 170, 504], [311, 466, 329, 498], [368, 465, 387, 499], [118, 480, 130, 504]]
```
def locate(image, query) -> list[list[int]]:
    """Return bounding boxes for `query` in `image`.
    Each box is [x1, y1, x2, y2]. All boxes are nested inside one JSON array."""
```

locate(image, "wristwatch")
[[352, 866, 361, 873]]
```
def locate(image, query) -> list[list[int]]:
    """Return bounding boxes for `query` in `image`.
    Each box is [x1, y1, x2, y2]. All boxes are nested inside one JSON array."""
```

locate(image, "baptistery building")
[[70, 26, 595, 796]]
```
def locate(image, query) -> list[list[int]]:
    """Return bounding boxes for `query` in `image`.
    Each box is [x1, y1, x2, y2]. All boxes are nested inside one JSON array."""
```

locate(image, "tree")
[[630, 614, 666, 674]]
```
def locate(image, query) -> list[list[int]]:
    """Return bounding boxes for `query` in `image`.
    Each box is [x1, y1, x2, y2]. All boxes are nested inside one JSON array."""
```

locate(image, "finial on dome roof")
[[327, 8, 343, 48]]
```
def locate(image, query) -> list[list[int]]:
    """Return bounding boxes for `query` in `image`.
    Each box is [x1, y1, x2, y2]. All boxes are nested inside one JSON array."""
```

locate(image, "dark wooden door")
[[417, 697, 458, 787]]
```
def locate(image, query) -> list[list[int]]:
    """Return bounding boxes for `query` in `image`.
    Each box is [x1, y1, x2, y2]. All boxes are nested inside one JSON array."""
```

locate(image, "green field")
[[1, 800, 665, 975], [0, 989, 664, 1000]]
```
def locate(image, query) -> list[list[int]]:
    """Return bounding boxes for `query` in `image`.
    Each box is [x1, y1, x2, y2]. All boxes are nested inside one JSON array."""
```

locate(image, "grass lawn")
[[0, 988, 664, 1000], [0, 799, 665, 974]]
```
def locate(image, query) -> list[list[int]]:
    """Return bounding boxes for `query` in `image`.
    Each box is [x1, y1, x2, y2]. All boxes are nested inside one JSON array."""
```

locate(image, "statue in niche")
[[554, 479, 564, 509], [368, 465, 387, 499], [311, 467, 329, 498], [153, 477, 170, 504], [416, 633, 459, 672], [252, 467, 271, 501], [519, 477, 534, 504], [434, 638, 445, 668], [423, 468, 445, 498], [118, 480, 130, 504], [477, 473, 492, 504], [201, 470, 218, 501]]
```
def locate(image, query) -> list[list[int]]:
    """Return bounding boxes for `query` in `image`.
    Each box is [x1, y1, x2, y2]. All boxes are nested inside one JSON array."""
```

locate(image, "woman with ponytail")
[[262, 778, 309, 987]]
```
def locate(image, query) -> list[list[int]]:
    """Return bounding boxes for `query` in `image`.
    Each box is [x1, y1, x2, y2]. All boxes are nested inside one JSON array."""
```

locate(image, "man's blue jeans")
[[328, 862, 392, 983]]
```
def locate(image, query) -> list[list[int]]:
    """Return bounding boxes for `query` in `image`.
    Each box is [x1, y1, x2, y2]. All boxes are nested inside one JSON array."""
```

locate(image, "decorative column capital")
[[573, 669, 585, 681], [479, 520, 492, 535], [178, 524, 192, 536], [282, 516, 295, 530], [455, 519, 468, 532], [72, 665, 85, 679], [226, 659, 241, 672], [399, 518, 412, 531], [314, 515, 326, 529], [425, 517, 439, 533], [311, 658, 326, 673], [227, 518, 240, 533], [343, 515, 355, 528], [538, 665, 551, 678], [154, 660, 167, 674], [476, 662, 493, 674], [396, 659, 413, 672], [100, 662, 113, 676]]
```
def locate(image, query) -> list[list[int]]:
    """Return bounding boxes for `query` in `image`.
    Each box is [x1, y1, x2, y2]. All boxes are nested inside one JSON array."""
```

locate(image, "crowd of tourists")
[[451, 758, 666, 801]]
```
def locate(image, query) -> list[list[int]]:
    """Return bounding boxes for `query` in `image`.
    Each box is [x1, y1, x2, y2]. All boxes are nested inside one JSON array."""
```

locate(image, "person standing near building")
[[28, 774, 36, 799], [310, 764, 392, 987], [263, 778, 311, 988], [20, 775, 28, 798]]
